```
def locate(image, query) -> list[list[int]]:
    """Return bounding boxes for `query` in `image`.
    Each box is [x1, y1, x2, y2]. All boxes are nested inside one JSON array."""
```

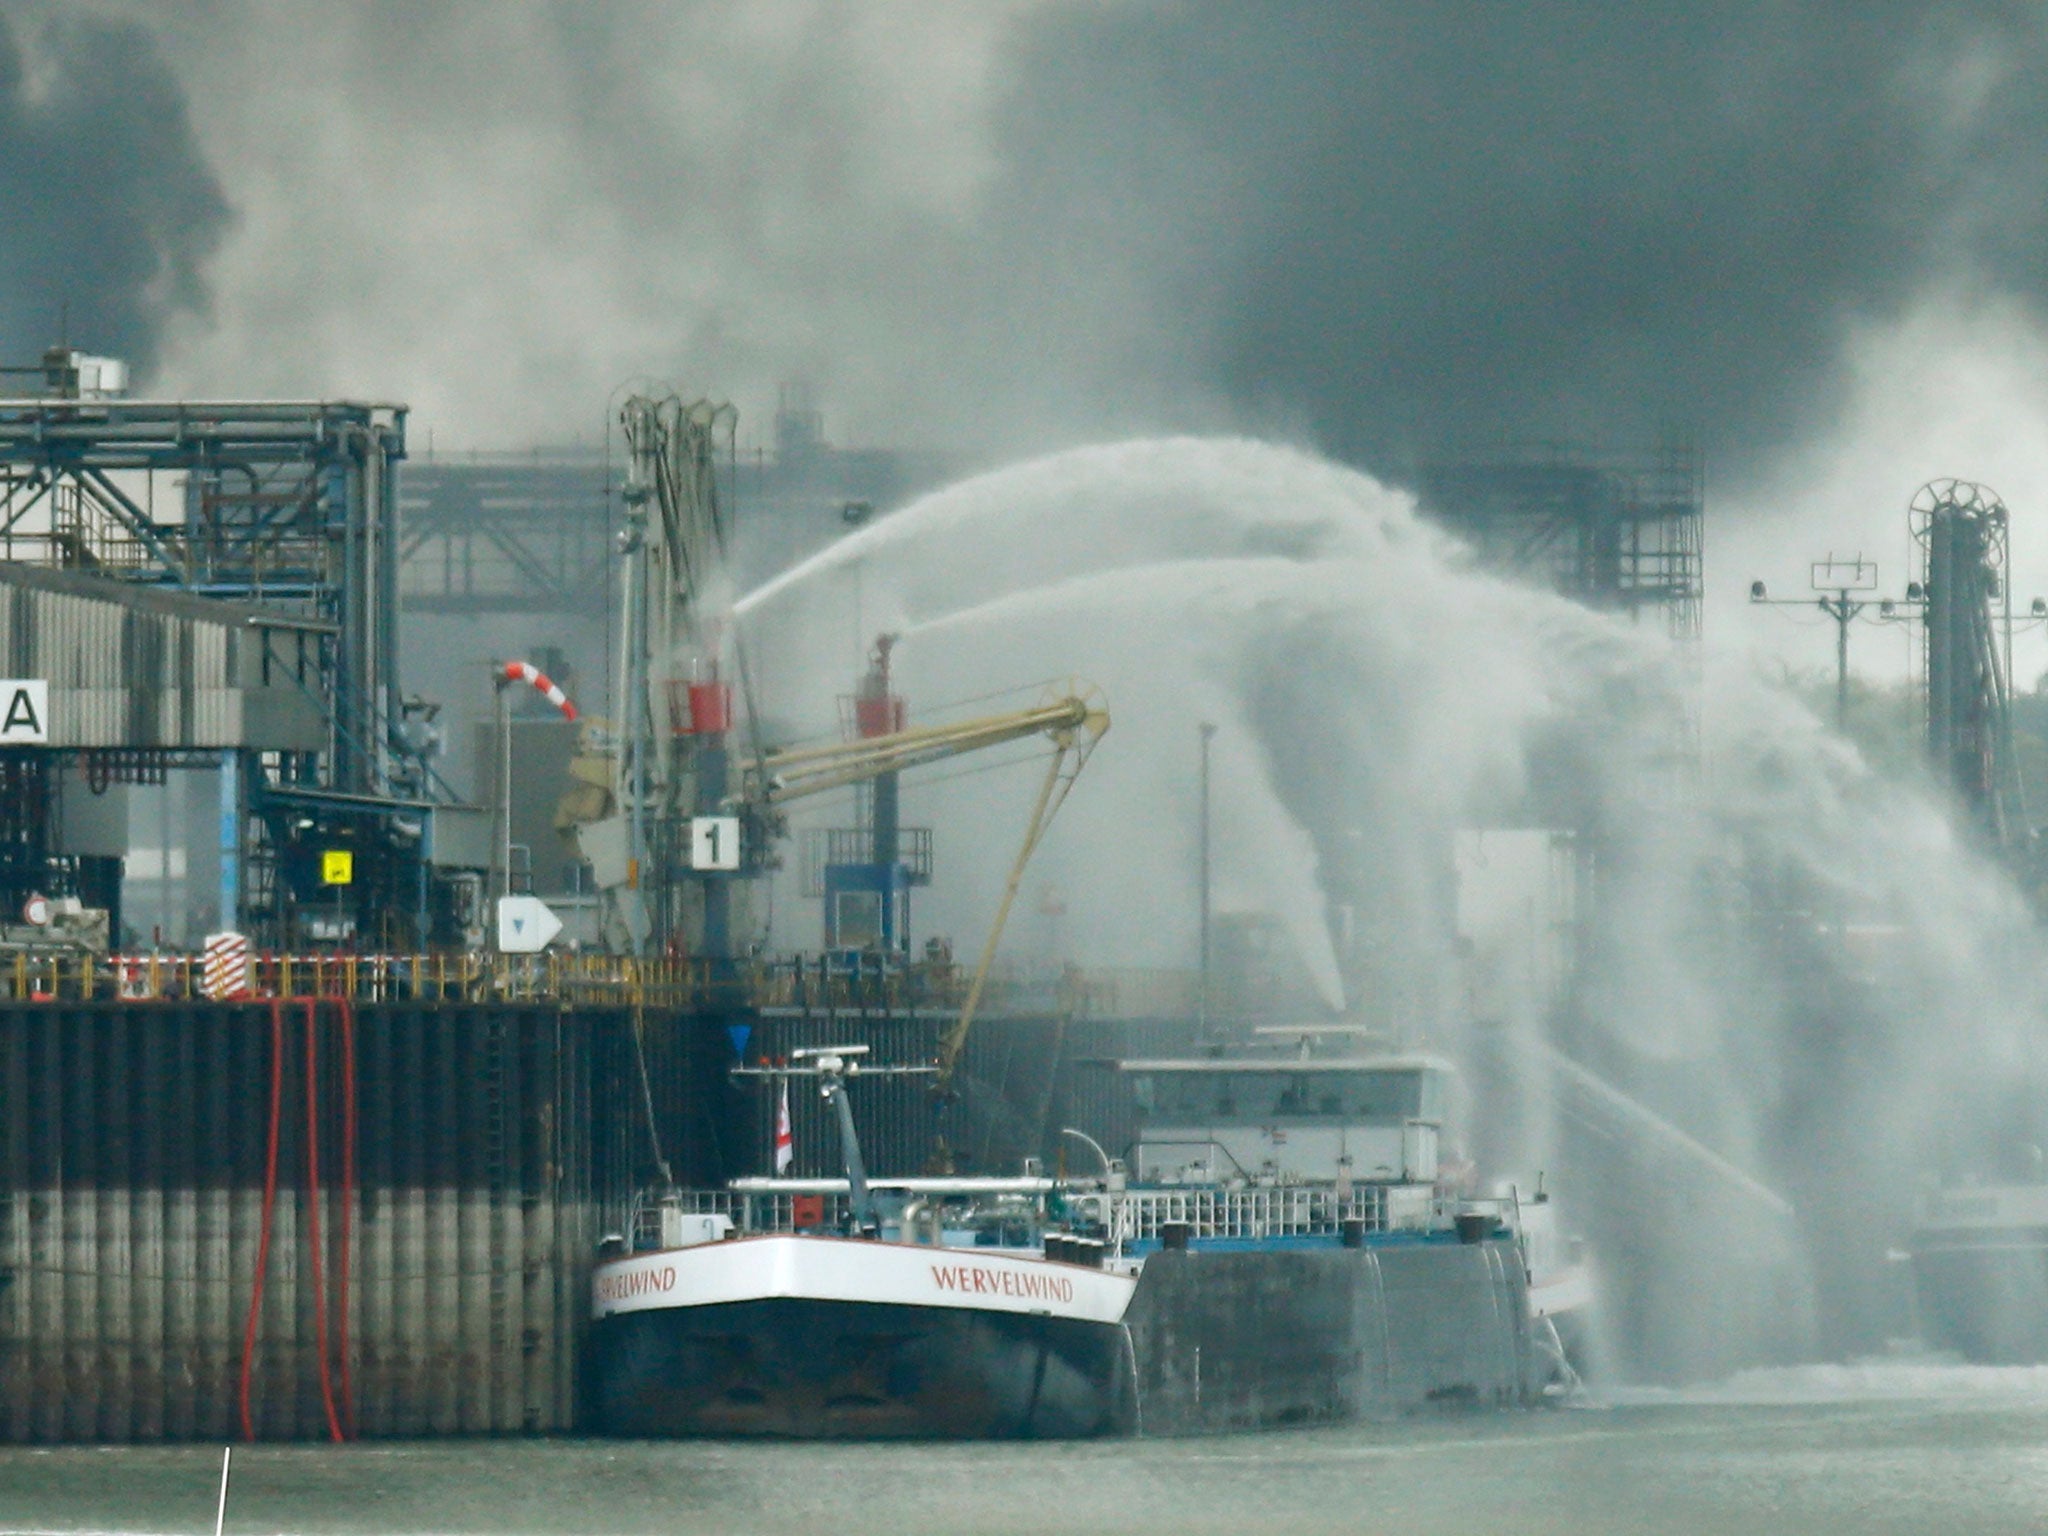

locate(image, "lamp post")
[[1749, 556, 1892, 731], [495, 674, 512, 905], [1198, 721, 1216, 1036]]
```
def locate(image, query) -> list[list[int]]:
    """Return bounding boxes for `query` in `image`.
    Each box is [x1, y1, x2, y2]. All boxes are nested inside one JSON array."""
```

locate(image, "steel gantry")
[[0, 381, 476, 945]]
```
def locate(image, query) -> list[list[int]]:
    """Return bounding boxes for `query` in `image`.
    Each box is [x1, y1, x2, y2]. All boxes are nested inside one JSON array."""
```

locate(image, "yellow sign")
[[321, 850, 354, 886]]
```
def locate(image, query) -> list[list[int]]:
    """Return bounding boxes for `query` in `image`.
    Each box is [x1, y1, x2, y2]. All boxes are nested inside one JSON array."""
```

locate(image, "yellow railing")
[[0, 949, 1199, 1017], [1, 950, 729, 1008], [1, 949, 969, 1011]]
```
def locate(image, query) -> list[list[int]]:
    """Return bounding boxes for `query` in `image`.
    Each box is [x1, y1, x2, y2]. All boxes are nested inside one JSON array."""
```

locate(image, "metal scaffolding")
[[0, 394, 409, 792], [0, 388, 465, 945], [1412, 441, 1704, 642], [398, 453, 613, 616]]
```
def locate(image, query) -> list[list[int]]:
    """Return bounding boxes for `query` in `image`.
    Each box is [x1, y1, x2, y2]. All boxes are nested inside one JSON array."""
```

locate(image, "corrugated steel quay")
[[0, 963, 1189, 1443], [0, 998, 610, 1441]]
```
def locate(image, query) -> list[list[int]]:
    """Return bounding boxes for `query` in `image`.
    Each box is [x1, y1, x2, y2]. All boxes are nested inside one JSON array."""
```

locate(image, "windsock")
[[499, 660, 578, 721]]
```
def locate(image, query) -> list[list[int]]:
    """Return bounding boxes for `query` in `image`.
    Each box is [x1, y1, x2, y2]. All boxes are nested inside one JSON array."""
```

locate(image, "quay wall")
[[0, 987, 1192, 1443], [0, 999, 730, 1443]]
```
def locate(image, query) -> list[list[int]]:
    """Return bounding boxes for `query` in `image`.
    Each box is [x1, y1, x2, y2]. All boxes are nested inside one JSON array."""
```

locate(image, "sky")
[[8, 1, 2048, 682]]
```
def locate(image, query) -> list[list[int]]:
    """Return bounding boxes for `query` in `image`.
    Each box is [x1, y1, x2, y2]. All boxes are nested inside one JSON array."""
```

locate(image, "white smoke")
[[738, 435, 2048, 1379]]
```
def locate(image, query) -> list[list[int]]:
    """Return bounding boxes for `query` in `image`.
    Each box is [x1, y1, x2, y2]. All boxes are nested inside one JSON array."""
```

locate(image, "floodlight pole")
[[1198, 721, 1217, 1038], [1749, 557, 1886, 732], [494, 675, 513, 905], [1819, 590, 1863, 731]]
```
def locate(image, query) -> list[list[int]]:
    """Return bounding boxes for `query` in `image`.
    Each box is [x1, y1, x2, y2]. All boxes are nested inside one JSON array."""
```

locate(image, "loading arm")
[[740, 693, 1104, 806], [736, 685, 1109, 1094], [932, 694, 1107, 1092]]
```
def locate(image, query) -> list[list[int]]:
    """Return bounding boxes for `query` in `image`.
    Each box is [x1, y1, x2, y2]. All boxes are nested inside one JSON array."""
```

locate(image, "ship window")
[[1131, 1069, 1426, 1123], [1343, 1071, 1425, 1120], [830, 891, 883, 949]]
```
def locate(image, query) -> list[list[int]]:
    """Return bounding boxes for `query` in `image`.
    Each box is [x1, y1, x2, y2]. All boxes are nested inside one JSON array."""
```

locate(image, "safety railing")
[[750, 951, 966, 1014], [0, 948, 1232, 1022], [1088, 1185, 1388, 1247], [4, 949, 779, 1009], [1085, 1185, 1522, 1252], [610, 1182, 1521, 1262], [622, 1187, 857, 1247]]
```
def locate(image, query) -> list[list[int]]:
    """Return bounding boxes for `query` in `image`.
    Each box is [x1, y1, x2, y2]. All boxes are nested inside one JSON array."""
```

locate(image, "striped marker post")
[[202, 931, 250, 1000]]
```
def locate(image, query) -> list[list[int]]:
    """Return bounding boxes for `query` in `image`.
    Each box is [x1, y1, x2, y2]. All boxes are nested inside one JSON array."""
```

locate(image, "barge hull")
[[1124, 1241, 1541, 1434], [591, 1238, 1542, 1439], [588, 1297, 1137, 1438]]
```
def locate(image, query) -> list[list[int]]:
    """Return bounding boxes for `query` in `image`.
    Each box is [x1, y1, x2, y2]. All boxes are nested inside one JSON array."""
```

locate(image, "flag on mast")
[[774, 1080, 794, 1173]]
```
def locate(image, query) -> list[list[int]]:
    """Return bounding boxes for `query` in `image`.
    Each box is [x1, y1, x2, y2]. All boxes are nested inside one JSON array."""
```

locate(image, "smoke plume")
[[988, 1, 2048, 480], [0, 10, 228, 378], [49, 2, 2048, 483]]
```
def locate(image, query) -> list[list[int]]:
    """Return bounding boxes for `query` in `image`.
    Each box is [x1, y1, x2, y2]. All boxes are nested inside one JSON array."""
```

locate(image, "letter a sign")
[[0, 681, 48, 744]]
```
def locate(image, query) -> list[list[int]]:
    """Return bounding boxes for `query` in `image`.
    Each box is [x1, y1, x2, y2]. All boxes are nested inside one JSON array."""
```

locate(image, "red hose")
[[238, 1000, 284, 1441], [304, 999, 344, 1443], [337, 995, 357, 1437]]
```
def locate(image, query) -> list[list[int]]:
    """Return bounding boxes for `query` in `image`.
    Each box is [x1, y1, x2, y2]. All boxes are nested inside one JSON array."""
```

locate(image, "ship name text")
[[929, 1262, 1074, 1303], [596, 1265, 677, 1303]]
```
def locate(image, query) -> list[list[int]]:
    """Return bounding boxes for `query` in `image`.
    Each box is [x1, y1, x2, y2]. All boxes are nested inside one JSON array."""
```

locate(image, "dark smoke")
[[0, 11, 228, 377], [991, 1, 2048, 481]]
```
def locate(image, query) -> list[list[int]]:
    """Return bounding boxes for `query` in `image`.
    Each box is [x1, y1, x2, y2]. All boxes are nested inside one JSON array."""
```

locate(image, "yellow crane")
[[737, 683, 1109, 1089]]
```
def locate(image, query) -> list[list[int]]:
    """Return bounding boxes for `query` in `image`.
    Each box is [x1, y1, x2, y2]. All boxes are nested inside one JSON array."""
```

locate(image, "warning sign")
[[321, 850, 354, 886], [0, 681, 48, 744], [202, 931, 250, 1000]]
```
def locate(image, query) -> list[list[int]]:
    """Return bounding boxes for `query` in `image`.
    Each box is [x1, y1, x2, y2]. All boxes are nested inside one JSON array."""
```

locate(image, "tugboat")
[[587, 1033, 1590, 1438]]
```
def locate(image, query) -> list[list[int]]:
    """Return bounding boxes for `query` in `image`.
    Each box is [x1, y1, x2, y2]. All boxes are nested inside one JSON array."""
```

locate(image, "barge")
[[588, 1036, 1591, 1437]]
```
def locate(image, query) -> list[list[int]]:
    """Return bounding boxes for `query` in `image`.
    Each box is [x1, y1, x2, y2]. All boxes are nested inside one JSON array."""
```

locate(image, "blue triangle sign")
[[726, 1024, 752, 1060]]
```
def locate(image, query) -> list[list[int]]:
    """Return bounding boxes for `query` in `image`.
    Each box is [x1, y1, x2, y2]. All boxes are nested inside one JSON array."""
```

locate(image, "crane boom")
[[737, 684, 1109, 1094], [739, 695, 1099, 806]]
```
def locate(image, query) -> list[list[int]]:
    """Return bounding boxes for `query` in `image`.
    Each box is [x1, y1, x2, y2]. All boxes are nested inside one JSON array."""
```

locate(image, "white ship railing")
[[629, 1186, 931, 1244], [624, 1182, 1521, 1255], [1083, 1185, 1524, 1254], [1081, 1185, 1388, 1248]]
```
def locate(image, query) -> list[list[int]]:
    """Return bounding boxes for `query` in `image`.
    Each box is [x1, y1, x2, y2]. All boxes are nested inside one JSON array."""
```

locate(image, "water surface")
[[8, 1367, 2048, 1536]]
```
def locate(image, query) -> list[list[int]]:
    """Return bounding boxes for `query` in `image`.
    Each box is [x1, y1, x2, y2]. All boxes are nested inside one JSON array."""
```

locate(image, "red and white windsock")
[[774, 1081, 794, 1173], [499, 660, 578, 721]]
